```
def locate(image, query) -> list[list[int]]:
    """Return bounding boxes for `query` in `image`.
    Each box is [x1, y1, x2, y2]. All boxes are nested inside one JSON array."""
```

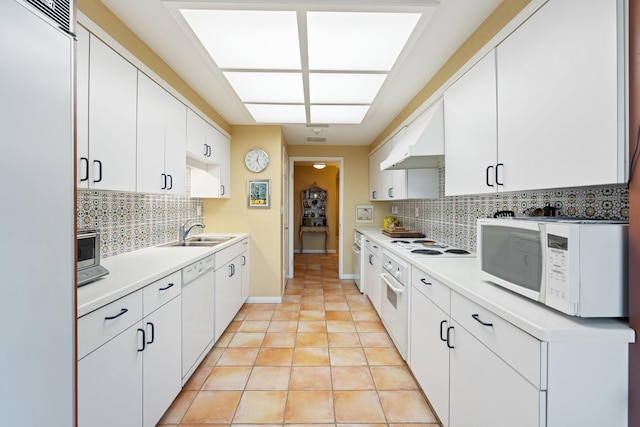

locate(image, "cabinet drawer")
[[451, 291, 543, 388], [411, 266, 450, 313], [216, 241, 243, 269], [143, 270, 182, 316], [363, 237, 382, 257], [78, 290, 143, 360]]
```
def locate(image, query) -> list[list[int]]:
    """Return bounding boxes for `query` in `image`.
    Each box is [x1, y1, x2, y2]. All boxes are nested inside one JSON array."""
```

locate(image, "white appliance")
[[387, 238, 474, 258], [181, 255, 215, 381], [380, 251, 409, 359], [353, 231, 363, 292], [1, 1, 75, 424], [477, 217, 628, 317]]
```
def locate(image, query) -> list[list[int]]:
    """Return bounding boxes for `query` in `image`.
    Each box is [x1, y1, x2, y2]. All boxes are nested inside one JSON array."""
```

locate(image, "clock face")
[[245, 148, 269, 172]]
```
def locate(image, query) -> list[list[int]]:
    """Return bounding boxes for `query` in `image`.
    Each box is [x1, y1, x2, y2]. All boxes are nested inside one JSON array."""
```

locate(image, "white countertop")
[[77, 233, 248, 317], [356, 227, 634, 343]]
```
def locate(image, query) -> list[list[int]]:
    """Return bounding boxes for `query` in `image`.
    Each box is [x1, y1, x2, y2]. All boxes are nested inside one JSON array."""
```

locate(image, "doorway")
[[288, 157, 344, 280]]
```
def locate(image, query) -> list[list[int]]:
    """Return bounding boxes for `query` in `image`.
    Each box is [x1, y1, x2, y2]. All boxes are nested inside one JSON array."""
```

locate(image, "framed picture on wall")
[[248, 179, 271, 208], [355, 205, 374, 223]]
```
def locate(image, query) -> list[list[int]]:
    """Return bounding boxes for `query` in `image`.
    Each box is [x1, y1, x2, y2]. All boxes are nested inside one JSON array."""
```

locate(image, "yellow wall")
[[294, 166, 338, 253], [287, 145, 389, 276], [77, 0, 230, 134], [370, 0, 533, 151], [202, 126, 285, 298]]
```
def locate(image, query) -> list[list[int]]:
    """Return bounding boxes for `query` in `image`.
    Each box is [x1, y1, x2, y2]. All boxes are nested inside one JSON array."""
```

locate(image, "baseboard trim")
[[246, 296, 283, 304]]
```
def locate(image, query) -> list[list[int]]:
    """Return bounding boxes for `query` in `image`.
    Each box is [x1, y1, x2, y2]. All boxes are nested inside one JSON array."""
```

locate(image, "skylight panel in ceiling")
[[310, 105, 370, 124], [306, 11, 421, 71], [309, 73, 387, 104], [180, 9, 301, 70], [224, 72, 304, 103], [245, 104, 306, 123]]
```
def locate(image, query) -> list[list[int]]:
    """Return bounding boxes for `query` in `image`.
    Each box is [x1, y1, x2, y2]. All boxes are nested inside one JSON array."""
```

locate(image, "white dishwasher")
[[181, 254, 215, 382]]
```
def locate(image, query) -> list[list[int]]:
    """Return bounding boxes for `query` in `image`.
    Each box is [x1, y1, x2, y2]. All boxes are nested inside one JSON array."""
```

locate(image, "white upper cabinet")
[[496, 0, 625, 191], [444, 0, 626, 196], [76, 25, 90, 187], [136, 72, 186, 195], [86, 34, 138, 192], [444, 50, 498, 196], [186, 109, 210, 162]]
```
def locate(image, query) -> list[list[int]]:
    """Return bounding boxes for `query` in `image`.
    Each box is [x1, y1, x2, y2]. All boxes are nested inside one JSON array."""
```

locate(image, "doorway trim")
[[288, 156, 345, 279]]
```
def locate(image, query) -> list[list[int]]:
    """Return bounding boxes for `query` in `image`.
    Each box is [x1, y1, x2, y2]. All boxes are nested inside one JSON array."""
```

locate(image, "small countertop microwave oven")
[[477, 217, 628, 317], [77, 229, 109, 286]]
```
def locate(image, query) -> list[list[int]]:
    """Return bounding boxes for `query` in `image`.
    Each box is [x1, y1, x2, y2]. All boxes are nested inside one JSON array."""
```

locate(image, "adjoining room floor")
[[158, 253, 441, 426]]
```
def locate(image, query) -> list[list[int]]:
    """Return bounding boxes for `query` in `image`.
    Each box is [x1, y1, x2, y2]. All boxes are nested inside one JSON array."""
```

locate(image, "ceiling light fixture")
[[313, 163, 327, 169]]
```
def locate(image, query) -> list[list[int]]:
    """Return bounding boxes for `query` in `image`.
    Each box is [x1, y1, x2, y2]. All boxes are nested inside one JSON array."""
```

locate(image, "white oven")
[[353, 231, 364, 292], [380, 250, 409, 359]]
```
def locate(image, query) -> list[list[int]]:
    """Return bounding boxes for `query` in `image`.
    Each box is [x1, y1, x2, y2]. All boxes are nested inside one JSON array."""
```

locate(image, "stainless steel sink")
[[159, 235, 235, 248]]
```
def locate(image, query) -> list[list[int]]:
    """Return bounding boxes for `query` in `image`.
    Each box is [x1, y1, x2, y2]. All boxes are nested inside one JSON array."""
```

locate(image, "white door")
[[283, 148, 291, 284]]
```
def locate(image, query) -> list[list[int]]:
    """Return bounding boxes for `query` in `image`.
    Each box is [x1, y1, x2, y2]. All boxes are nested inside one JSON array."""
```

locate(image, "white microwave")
[[477, 218, 628, 317]]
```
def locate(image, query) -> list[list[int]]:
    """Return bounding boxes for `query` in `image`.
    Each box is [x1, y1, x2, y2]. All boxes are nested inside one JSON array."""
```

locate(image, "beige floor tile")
[[252, 303, 279, 311], [246, 366, 291, 390], [355, 320, 387, 332], [213, 331, 234, 347], [351, 310, 381, 321], [325, 302, 350, 311], [272, 310, 300, 321], [296, 332, 329, 347], [285, 390, 335, 423], [225, 320, 242, 332], [331, 366, 375, 390], [364, 348, 405, 366], [157, 389, 197, 424], [181, 390, 242, 424], [238, 320, 271, 333], [301, 294, 324, 304], [227, 332, 266, 347], [277, 302, 301, 312], [301, 302, 325, 311], [298, 320, 327, 333], [328, 332, 361, 348], [326, 320, 357, 333], [289, 366, 332, 390], [255, 347, 294, 366], [345, 294, 370, 303], [268, 320, 298, 333], [200, 347, 225, 366], [325, 311, 353, 321], [183, 364, 213, 391], [245, 310, 275, 321], [293, 347, 330, 366], [349, 302, 377, 312], [324, 294, 347, 303], [370, 366, 419, 390], [378, 390, 438, 423], [334, 390, 386, 423], [201, 366, 252, 390], [359, 332, 394, 348], [282, 294, 303, 304], [262, 332, 297, 348], [329, 347, 368, 366], [299, 310, 325, 321], [216, 348, 260, 366], [233, 391, 287, 424]]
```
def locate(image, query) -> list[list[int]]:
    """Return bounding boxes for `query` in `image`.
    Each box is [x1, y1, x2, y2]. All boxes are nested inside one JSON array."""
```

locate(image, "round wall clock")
[[244, 148, 269, 172]]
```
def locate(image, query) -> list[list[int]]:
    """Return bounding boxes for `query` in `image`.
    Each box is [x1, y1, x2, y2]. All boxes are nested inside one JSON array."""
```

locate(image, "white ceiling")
[[98, 0, 502, 146]]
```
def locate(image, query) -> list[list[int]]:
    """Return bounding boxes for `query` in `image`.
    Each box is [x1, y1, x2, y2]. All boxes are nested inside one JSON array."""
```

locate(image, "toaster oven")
[[77, 229, 109, 286]]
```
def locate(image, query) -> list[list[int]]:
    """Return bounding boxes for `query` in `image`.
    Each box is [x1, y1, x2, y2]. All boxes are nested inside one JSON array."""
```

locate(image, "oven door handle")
[[380, 273, 404, 294]]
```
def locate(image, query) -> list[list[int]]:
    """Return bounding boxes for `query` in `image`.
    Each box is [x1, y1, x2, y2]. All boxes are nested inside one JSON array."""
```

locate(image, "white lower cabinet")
[[214, 240, 247, 340], [240, 239, 250, 301], [78, 272, 182, 427], [409, 265, 629, 427], [362, 238, 382, 315]]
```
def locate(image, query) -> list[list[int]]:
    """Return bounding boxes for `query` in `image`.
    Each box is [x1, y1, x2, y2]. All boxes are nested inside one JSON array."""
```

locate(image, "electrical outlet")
[[415, 207, 420, 217], [197, 205, 202, 216]]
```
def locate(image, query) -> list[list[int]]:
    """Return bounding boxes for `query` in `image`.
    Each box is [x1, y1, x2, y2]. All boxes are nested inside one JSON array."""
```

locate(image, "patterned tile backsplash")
[[390, 167, 629, 253], [77, 170, 203, 257]]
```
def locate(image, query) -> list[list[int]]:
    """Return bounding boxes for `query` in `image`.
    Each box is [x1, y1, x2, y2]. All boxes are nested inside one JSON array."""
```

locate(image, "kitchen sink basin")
[[159, 235, 235, 248]]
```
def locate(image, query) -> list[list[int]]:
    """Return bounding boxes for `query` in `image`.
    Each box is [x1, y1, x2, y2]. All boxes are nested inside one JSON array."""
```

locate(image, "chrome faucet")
[[179, 220, 205, 244]]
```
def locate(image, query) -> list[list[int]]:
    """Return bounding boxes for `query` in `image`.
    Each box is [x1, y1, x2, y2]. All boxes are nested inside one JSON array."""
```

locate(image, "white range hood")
[[380, 98, 444, 170]]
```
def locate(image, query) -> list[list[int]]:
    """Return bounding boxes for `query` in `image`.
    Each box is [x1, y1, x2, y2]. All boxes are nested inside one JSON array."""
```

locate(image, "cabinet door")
[[363, 248, 382, 315], [241, 245, 250, 302], [143, 296, 182, 427], [186, 109, 209, 162], [368, 148, 383, 200], [76, 25, 90, 188], [88, 35, 137, 192], [444, 49, 498, 196], [449, 321, 542, 427], [496, 0, 623, 191], [136, 73, 166, 194], [410, 289, 450, 426], [163, 91, 186, 196], [215, 258, 243, 340], [209, 126, 230, 198], [78, 322, 143, 427], [182, 270, 215, 378]]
